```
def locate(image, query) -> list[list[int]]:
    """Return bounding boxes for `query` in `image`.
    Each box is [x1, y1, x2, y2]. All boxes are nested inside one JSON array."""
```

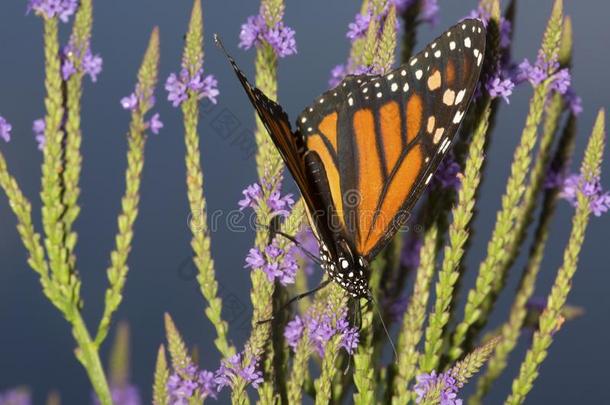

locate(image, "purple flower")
[[147, 113, 163, 134], [120, 93, 138, 111], [238, 183, 263, 210], [560, 174, 610, 216], [238, 11, 297, 58], [544, 167, 564, 190], [27, 0, 77, 22], [61, 39, 103, 82], [0, 116, 12, 143], [564, 87, 583, 115], [32, 118, 46, 150], [246, 239, 299, 286], [238, 177, 294, 217], [267, 190, 295, 216], [82, 50, 103, 82], [329, 64, 347, 88], [239, 14, 266, 50], [284, 315, 305, 349], [486, 75, 515, 104], [215, 353, 263, 390], [165, 69, 218, 107], [167, 363, 217, 403], [347, 12, 372, 40], [414, 371, 462, 405], [295, 228, 319, 275], [518, 53, 571, 96], [264, 23, 297, 58], [434, 154, 462, 190], [285, 308, 360, 356], [62, 58, 77, 81]]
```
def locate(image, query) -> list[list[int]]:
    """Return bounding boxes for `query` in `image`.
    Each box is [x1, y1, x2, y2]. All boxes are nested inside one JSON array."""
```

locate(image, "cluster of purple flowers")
[[393, 0, 439, 25], [120, 87, 163, 135], [27, 0, 77, 22], [0, 116, 12, 143], [284, 308, 360, 356], [414, 370, 462, 405], [215, 352, 264, 391], [245, 237, 299, 286], [559, 174, 610, 216], [61, 41, 103, 83], [167, 364, 218, 403], [165, 69, 219, 108], [167, 353, 262, 403], [239, 11, 297, 58], [238, 176, 295, 217], [517, 53, 582, 114]]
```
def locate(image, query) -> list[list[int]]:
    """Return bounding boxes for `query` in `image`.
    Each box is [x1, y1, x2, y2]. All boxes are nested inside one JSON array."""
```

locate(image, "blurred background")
[[0, 0, 608, 403]]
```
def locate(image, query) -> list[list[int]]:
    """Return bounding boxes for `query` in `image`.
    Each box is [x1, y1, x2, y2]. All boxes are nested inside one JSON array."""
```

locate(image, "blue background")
[[0, 0, 609, 403]]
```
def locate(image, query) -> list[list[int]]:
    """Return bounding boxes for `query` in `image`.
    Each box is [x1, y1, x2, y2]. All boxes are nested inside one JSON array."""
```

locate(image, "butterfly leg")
[[257, 279, 332, 324]]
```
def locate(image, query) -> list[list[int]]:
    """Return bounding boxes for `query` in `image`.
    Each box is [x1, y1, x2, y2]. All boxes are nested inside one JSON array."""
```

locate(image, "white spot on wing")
[[415, 70, 423, 80], [403, 82, 409, 92], [450, 41, 456, 50], [391, 83, 398, 92], [425, 173, 433, 185], [348, 98, 354, 106], [464, 37, 471, 48], [453, 110, 464, 124], [455, 89, 466, 104], [376, 92, 382, 98], [434, 50, 441, 58]]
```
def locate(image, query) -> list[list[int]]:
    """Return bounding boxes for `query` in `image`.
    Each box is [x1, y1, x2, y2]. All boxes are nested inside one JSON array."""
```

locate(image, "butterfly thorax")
[[318, 239, 370, 298]]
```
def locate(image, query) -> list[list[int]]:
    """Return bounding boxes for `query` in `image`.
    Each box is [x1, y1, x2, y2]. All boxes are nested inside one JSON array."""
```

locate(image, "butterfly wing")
[[214, 35, 339, 246], [297, 19, 486, 261]]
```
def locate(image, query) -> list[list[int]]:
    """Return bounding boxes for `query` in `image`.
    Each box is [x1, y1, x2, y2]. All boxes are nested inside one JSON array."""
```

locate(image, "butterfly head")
[[319, 238, 371, 299]]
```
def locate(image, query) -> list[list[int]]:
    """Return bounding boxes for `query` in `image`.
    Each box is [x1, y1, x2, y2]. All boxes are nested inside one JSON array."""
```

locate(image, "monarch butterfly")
[[216, 19, 486, 299]]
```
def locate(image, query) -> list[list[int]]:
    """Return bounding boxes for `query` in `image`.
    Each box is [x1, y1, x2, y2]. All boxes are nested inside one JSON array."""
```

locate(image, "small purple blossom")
[[238, 176, 294, 217], [215, 353, 263, 390], [434, 154, 462, 190], [284, 315, 305, 348], [61, 40, 104, 83], [147, 113, 163, 135], [32, 118, 46, 150], [285, 308, 360, 356], [486, 75, 515, 104], [0, 116, 12, 143], [329, 64, 347, 88], [245, 239, 299, 286], [296, 228, 319, 275], [167, 363, 217, 404], [27, 0, 77, 22], [414, 371, 462, 405], [518, 54, 571, 96], [564, 87, 583, 115], [165, 69, 219, 108], [120, 93, 138, 111], [265, 23, 297, 58], [238, 11, 297, 58], [239, 15, 265, 49], [347, 12, 372, 40], [239, 183, 263, 210], [560, 174, 610, 217]]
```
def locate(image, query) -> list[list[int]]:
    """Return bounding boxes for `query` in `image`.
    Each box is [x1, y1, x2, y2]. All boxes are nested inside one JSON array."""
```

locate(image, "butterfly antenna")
[[367, 291, 398, 361]]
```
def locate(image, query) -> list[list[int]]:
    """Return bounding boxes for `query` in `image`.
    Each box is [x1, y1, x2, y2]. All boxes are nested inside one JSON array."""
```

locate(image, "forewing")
[[297, 19, 486, 260]]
